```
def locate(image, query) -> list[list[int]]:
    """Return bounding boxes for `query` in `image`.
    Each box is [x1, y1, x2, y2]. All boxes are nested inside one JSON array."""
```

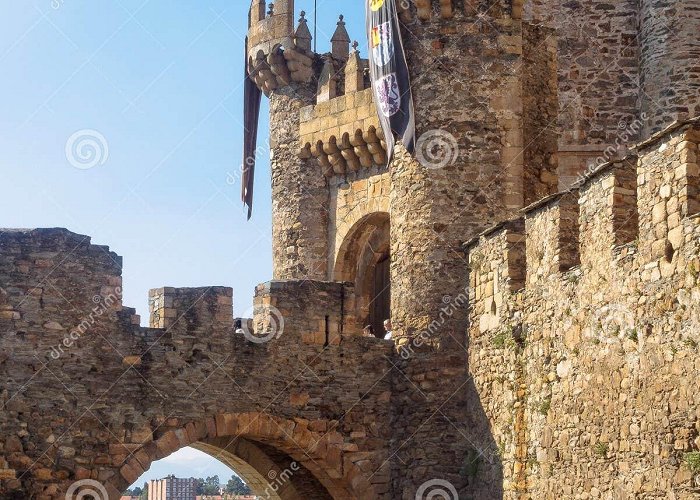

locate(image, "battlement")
[[0, 236, 395, 500], [148, 287, 233, 331], [246, 1, 315, 95], [0, 228, 371, 350], [299, 87, 388, 178], [466, 120, 700, 322], [400, 0, 521, 22], [247, 0, 295, 57], [465, 119, 700, 499]]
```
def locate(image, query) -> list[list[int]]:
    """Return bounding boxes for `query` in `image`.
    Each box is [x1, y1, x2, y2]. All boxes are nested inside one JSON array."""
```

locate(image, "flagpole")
[[314, 0, 317, 52]]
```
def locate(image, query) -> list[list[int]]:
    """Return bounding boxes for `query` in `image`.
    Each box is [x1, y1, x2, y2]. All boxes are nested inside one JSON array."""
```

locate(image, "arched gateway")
[[334, 212, 391, 337], [0, 229, 393, 499], [114, 413, 371, 499]]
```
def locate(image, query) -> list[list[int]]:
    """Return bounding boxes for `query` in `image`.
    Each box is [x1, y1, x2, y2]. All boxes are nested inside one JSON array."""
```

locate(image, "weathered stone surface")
[[3, 1, 700, 499], [467, 122, 700, 498], [0, 229, 393, 499]]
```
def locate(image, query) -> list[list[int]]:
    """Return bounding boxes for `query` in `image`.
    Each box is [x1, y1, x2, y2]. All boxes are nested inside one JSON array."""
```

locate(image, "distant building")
[[195, 496, 256, 500], [148, 475, 196, 500]]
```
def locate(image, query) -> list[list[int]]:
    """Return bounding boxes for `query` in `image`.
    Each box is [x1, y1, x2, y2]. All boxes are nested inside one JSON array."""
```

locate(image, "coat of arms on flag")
[[370, 0, 385, 11], [366, 0, 416, 160], [376, 73, 401, 117], [371, 22, 394, 67]]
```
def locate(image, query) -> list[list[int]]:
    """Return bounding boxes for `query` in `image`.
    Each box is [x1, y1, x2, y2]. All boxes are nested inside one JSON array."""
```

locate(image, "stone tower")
[[246, 1, 559, 496], [248, 0, 328, 281], [246, 0, 700, 497]]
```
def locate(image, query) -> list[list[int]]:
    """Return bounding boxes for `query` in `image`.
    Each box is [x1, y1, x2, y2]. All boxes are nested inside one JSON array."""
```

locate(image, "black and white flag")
[[366, 0, 416, 163]]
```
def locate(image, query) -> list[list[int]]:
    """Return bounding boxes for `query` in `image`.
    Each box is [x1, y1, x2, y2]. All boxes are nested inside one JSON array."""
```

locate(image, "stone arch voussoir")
[[107, 412, 377, 500]]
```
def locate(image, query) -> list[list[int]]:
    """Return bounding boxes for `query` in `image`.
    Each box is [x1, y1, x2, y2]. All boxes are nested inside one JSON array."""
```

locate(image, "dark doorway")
[[370, 254, 391, 337]]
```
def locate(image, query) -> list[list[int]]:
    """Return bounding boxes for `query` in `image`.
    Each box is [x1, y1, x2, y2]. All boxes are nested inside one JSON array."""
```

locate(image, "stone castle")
[[1, 0, 700, 498]]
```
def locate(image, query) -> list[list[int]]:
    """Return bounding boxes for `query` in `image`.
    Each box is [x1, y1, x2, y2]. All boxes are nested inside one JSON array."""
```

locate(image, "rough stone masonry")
[[2, 0, 700, 499]]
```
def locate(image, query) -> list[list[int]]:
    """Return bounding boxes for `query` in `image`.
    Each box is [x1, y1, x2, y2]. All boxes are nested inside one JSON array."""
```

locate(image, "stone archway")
[[107, 413, 375, 500], [333, 212, 391, 336]]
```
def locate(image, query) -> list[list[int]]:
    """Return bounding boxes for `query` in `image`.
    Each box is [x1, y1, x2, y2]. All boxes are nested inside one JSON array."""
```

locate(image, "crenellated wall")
[[0, 229, 394, 499], [466, 120, 700, 498]]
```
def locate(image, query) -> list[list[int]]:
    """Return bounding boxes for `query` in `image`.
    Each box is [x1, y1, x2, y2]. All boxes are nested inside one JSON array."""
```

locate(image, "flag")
[[242, 36, 262, 220], [366, 0, 416, 163]]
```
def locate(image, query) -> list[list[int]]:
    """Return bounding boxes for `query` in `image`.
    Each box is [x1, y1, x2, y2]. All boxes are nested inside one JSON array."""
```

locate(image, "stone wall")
[[466, 121, 700, 498], [524, 0, 642, 188], [329, 169, 391, 277], [385, 3, 542, 497], [269, 86, 330, 281], [640, 0, 700, 136], [522, 22, 559, 204], [0, 229, 394, 499]]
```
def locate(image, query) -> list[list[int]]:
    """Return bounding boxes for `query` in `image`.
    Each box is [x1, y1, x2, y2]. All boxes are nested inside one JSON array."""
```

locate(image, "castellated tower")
[[247, 0, 559, 497], [247, 0, 328, 280], [246, 0, 700, 497]]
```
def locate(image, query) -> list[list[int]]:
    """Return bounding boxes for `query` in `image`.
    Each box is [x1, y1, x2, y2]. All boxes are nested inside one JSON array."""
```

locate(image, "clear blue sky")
[[1, 0, 365, 490], [0, 0, 366, 318]]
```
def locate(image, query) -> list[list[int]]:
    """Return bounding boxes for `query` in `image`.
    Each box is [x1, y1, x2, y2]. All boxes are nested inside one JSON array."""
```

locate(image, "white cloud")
[[161, 447, 210, 463]]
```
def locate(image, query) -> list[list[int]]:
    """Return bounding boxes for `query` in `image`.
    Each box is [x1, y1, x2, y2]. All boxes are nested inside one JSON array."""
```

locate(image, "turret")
[[330, 15, 351, 61], [247, 0, 294, 56], [246, 1, 315, 95]]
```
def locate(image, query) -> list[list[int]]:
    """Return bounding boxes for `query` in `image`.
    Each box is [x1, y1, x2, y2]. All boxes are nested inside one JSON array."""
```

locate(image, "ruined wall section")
[[0, 229, 394, 499], [467, 121, 700, 498]]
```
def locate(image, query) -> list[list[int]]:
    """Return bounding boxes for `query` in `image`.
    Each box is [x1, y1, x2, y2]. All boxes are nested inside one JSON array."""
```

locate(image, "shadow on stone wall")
[[389, 348, 504, 500]]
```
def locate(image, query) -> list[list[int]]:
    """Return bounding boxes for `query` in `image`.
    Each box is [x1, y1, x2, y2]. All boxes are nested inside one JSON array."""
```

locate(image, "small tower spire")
[[295, 10, 312, 52], [331, 15, 351, 60]]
